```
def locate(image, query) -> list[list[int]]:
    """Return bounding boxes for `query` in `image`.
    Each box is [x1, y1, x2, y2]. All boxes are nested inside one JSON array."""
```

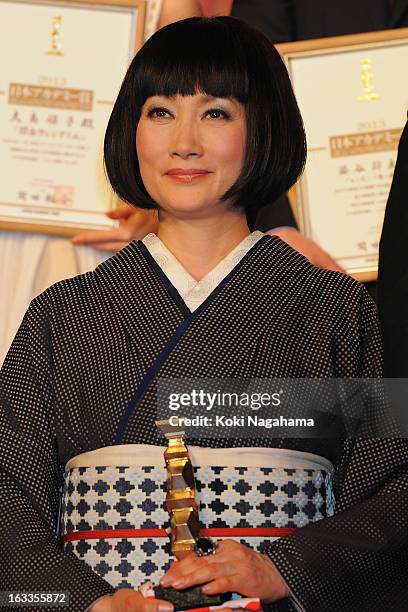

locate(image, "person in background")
[[378, 120, 408, 376]]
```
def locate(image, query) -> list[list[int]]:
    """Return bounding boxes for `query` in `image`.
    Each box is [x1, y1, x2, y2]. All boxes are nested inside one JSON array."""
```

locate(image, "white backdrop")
[[0, 234, 106, 364]]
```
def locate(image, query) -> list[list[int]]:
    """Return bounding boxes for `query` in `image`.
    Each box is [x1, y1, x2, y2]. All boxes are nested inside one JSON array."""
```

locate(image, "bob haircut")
[[104, 17, 306, 220]]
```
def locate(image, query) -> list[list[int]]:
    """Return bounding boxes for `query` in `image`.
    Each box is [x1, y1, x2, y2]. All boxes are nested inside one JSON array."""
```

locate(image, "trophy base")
[[154, 585, 232, 611]]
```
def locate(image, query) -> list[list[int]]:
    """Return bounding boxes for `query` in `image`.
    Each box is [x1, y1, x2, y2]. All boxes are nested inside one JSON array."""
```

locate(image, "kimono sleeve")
[[265, 288, 408, 611], [0, 295, 114, 611]]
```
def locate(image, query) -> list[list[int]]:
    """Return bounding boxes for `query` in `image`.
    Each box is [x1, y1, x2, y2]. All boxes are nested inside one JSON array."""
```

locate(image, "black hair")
[[104, 17, 306, 220]]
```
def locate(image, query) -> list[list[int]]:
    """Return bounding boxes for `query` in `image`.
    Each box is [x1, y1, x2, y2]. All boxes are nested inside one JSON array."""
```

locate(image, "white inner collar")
[[142, 231, 264, 312]]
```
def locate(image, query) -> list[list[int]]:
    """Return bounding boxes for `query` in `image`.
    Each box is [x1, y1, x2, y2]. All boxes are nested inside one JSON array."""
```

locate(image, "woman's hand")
[[159, 540, 290, 603], [90, 589, 173, 612], [268, 226, 345, 273], [71, 206, 158, 253]]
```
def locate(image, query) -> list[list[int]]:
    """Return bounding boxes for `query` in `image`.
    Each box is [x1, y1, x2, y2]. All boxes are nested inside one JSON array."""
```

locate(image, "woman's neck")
[[157, 210, 250, 281]]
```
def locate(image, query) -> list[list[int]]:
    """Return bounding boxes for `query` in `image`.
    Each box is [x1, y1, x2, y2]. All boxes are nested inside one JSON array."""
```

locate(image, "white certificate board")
[[279, 29, 408, 281], [0, 0, 145, 235]]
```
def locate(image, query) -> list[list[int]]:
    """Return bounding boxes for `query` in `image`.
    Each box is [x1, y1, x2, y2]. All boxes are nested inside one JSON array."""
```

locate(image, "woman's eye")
[[147, 107, 171, 119], [205, 108, 230, 120]]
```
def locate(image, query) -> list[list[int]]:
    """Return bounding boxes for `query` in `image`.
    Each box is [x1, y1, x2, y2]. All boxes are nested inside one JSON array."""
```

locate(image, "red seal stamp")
[[52, 185, 74, 207]]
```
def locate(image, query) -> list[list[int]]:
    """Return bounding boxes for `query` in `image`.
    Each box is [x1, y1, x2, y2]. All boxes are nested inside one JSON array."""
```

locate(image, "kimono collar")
[[142, 231, 264, 312]]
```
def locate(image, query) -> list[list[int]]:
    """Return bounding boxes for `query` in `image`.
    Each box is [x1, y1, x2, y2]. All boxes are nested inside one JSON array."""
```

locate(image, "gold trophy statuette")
[[156, 419, 200, 560], [153, 419, 229, 610]]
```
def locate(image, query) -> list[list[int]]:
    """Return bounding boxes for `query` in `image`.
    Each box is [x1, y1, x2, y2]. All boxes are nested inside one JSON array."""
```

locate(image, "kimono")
[[0, 233, 407, 612]]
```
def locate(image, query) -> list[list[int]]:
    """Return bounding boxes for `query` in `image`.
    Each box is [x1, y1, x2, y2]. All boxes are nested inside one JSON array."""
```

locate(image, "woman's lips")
[[165, 169, 211, 183]]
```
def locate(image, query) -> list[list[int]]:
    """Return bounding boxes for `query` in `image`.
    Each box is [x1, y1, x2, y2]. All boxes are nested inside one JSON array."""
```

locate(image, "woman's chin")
[[157, 200, 221, 219]]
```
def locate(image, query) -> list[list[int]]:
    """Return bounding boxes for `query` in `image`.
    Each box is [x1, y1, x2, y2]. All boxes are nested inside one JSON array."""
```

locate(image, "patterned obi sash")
[[61, 445, 334, 589]]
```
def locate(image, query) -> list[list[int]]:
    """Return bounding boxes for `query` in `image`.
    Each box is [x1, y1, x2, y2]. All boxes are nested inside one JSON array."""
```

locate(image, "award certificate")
[[0, 0, 145, 235], [279, 29, 408, 280]]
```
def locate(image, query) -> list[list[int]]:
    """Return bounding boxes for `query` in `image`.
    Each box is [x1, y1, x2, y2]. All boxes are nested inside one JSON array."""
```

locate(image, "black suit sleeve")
[[231, 0, 389, 43], [292, 0, 388, 40], [231, 0, 295, 42], [253, 194, 298, 231], [0, 297, 115, 611], [377, 121, 408, 376]]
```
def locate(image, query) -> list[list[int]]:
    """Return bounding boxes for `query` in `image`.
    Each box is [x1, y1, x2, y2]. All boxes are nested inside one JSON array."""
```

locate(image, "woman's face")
[[136, 93, 246, 219]]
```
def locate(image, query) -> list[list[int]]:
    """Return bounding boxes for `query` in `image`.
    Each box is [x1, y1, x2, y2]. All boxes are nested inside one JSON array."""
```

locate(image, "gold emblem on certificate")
[[358, 59, 380, 102], [46, 15, 64, 56]]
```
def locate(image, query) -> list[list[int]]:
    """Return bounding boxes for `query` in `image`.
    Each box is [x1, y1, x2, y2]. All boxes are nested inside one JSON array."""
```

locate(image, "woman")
[[0, 17, 406, 612]]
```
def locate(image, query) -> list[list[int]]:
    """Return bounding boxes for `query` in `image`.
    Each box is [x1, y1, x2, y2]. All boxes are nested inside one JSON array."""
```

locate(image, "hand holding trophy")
[[150, 420, 237, 611]]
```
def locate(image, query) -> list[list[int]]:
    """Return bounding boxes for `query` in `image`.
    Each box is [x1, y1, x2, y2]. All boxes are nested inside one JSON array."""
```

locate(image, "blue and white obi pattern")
[[61, 445, 335, 589]]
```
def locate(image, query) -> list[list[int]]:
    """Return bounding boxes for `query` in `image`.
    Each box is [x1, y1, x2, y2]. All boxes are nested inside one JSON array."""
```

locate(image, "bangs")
[[134, 17, 249, 105]]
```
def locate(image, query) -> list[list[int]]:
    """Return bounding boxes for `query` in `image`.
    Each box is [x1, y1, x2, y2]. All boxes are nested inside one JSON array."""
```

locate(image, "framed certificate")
[[278, 29, 408, 281], [0, 0, 145, 235]]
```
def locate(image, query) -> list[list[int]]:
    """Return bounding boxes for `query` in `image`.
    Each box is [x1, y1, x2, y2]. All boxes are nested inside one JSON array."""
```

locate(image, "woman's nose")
[[170, 121, 203, 159]]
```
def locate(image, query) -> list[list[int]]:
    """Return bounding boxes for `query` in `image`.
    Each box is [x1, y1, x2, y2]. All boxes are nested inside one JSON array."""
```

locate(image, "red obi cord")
[[62, 527, 295, 543]]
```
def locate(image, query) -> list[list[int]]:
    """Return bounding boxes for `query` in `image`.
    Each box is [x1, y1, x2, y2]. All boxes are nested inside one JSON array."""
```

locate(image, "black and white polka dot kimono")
[[1, 235, 407, 611]]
